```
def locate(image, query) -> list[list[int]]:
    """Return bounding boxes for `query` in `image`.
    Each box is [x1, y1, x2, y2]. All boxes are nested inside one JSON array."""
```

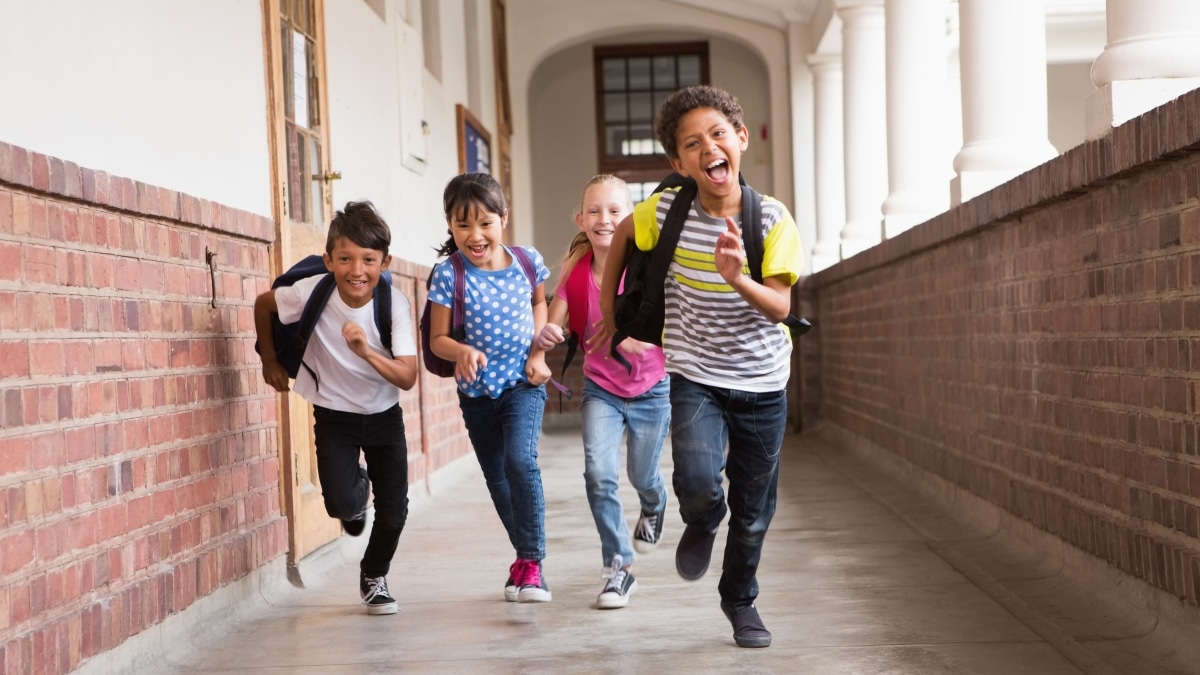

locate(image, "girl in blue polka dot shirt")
[[426, 172, 555, 603]]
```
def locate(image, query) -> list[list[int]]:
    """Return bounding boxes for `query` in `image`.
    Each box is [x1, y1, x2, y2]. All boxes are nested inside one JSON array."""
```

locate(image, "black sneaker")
[[360, 574, 398, 615], [596, 556, 637, 609], [633, 505, 666, 553], [722, 603, 772, 648], [675, 524, 717, 581], [341, 507, 367, 537]]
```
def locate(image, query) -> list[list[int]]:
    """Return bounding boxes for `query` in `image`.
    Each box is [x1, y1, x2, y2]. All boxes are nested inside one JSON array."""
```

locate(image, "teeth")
[[707, 159, 726, 169]]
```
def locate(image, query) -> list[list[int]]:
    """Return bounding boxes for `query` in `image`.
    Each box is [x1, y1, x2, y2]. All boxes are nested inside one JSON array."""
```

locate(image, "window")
[[593, 42, 709, 185], [282, 0, 323, 225]]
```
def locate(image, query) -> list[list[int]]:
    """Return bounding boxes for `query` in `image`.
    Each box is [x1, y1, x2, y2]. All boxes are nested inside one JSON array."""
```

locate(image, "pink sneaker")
[[504, 559, 525, 602], [517, 559, 552, 603]]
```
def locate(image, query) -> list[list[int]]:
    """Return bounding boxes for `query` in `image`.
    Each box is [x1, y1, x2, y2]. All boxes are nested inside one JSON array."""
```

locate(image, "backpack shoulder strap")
[[509, 246, 538, 289], [645, 182, 693, 300], [740, 183, 765, 284], [373, 270, 394, 356], [449, 252, 466, 339], [608, 181, 694, 362], [562, 250, 593, 339], [296, 273, 337, 383]]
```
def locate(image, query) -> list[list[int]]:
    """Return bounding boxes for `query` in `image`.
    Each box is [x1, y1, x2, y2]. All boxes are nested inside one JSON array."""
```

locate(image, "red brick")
[[29, 341, 62, 377], [0, 528, 34, 575], [0, 341, 28, 379]]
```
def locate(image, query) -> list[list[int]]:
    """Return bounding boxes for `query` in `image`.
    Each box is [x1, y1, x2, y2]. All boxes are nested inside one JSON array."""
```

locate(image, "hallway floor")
[[153, 427, 1197, 674]]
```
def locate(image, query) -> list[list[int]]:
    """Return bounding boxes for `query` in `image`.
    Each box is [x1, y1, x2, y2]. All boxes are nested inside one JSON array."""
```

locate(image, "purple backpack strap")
[[449, 251, 466, 337], [509, 246, 537, 288]]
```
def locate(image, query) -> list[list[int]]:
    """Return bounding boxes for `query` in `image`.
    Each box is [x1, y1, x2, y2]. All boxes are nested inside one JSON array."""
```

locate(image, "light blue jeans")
[[459, 382, 549, 561], [581, 375, 670, 568]]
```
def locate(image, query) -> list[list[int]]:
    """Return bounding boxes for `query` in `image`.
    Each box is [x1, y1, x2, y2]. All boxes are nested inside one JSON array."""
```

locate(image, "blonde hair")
[[555, 175, 633, 286]]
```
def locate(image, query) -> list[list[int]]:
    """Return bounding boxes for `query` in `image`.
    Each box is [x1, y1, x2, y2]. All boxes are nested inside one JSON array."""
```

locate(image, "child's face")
[[668, 106, 749, 202], [449, 204, 507, 270], [323, 237, 391, 309], [575, 183, 631, 254]]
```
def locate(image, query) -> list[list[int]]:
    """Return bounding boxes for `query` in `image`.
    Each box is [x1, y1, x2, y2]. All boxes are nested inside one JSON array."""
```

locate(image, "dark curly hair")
[[326, 201, 390, 256], [654, 85, 745, 159]]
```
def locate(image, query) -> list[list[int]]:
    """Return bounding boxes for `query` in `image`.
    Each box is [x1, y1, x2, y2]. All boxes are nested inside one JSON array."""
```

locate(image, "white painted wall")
[[323, 0, 485, 267], [0, 0, 271, 217], [508, 0, 796, 248], [1047, 62, 1096, 153], [527, 33, 777, 290]]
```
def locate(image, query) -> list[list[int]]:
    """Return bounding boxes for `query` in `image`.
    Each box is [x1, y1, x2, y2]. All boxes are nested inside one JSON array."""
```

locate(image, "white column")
[[837, 0, 888, 259], [788, 20, 818, 277], [1085, 0, 1200, 139], [808, 55, 845, 273], [882, 0, 950, 238], [951, 0, 1057, 205]]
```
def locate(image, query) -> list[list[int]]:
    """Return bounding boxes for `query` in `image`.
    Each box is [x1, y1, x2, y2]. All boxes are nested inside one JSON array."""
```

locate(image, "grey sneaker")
[[360, 574, 398, 615], [596, 555, 637, 609], [634, 506, 666, 553]]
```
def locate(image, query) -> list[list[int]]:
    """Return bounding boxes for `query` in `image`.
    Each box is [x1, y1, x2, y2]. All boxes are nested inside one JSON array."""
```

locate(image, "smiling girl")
[[535, 175, 669, 610], [426, 172, 554, 603]]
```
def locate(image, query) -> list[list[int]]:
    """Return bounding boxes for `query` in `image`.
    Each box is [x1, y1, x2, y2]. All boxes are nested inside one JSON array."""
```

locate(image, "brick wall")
[[0, 143, 471, 674], [799, 89, 1200, 607]]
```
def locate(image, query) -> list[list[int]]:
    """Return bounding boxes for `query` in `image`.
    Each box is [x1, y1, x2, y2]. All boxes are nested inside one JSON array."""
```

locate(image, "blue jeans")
[[669, 374, 785, 610], [581, 376, 670, 568], [313, 403, 409, 578], [458, 382, 549, 561]]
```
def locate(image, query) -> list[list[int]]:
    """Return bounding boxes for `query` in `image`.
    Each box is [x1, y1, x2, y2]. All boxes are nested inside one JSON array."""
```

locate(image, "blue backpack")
[[256, 255, 393, 384]]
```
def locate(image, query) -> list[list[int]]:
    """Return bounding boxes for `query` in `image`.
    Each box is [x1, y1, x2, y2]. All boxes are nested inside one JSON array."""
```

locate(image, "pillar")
[[1085, 0, 1200, 139], [882, 0, 951, 238], [808, 55, 845, 273], [951, 0, 1057, 205], [837, 0, 888, 259]]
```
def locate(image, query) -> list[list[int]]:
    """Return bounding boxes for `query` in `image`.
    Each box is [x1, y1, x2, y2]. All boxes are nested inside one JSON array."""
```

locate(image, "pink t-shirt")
[[579, 266, 666, 398]]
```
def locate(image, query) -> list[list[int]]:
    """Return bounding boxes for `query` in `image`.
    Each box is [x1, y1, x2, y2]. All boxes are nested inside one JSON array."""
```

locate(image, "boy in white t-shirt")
[[254, 201, 418, 616]]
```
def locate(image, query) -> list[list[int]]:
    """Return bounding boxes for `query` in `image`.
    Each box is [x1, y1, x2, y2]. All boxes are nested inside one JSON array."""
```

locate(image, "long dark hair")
[[437, 172, 508, 256]]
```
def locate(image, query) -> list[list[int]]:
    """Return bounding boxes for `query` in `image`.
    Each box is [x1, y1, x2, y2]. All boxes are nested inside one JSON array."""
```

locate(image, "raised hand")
[[714, 216, 746, 284]]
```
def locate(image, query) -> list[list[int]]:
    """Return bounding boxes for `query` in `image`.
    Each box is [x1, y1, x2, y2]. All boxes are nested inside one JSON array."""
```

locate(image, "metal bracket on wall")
[[205, 247, 218, 308]]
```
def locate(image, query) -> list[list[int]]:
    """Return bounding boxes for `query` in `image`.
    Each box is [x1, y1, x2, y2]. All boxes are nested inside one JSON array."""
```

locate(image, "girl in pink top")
[[536, 175, 670, 610]]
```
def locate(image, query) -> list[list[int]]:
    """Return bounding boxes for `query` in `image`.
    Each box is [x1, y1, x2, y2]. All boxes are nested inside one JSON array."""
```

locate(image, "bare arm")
[[253, 290, 291, 393], [429, 301, 487, 384], [342, 323, 419, 391], [534, 259, 575, 351], [716, 217, 792, 323], [524, 282, 551, 385]]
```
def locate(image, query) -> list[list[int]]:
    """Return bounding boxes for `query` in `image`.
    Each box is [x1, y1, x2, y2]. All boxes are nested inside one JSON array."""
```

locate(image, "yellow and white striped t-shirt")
[[631, 187, 803, 392]]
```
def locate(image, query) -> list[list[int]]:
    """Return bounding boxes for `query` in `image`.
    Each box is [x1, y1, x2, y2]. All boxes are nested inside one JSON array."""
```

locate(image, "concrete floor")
[[144, 426, 1198, 674]]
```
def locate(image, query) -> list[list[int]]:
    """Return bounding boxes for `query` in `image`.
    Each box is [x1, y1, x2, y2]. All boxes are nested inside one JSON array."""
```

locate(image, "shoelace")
[[508, 559, 526, 585], [363, 576, 389, 602], [602, 555, 625, 592], [635, 513, 658, 542], [522, 560, 543, 588]]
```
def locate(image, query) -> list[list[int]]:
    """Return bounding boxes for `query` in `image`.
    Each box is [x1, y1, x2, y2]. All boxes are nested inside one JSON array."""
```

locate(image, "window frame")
[[592, 41, 710, 185]]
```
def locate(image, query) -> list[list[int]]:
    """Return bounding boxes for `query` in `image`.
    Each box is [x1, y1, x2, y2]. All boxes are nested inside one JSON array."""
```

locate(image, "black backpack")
[[255, 254, 394, 385], [609, 173, 810, 370]]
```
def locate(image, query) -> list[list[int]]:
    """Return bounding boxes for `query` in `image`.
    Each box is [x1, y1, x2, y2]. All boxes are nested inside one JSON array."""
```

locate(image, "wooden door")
[[263, 0, 342, 566]]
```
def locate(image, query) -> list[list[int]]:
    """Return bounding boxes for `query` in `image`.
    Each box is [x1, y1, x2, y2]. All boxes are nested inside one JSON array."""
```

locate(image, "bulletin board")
[[456, 104, 491, 174]]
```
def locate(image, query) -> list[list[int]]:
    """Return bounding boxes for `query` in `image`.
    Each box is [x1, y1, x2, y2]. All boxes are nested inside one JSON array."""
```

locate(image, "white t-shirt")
[[274, 274, 416, 414]]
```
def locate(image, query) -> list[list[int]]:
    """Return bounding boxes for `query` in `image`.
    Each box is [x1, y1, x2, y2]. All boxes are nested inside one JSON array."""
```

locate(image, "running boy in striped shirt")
[[590, 85, 803, 648]]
